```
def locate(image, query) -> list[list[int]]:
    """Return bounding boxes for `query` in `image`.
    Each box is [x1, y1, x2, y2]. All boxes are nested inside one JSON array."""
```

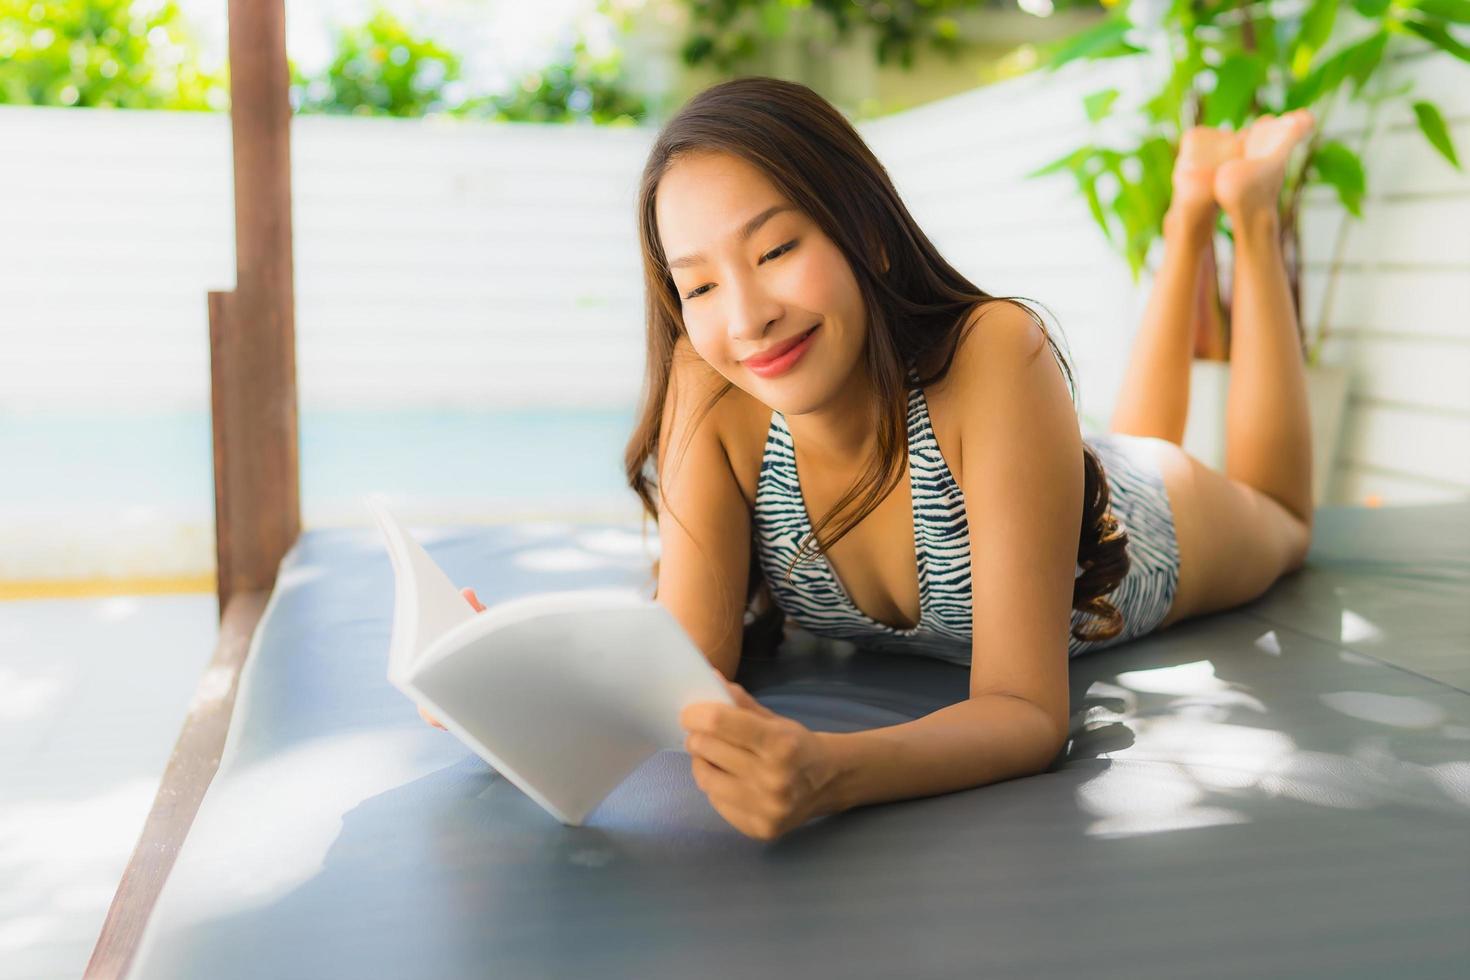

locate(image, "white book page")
[[365, 495, 477, 683], [367, 497, 735, 825], [408, 592, 733, 825]]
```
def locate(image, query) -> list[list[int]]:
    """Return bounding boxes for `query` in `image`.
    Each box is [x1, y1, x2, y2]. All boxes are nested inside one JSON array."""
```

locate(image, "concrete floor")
[[0, 593, 217, 980]]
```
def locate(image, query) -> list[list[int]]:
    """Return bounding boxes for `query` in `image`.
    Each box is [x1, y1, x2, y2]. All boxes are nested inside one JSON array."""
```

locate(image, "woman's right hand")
[[418, 586, 486, 731]]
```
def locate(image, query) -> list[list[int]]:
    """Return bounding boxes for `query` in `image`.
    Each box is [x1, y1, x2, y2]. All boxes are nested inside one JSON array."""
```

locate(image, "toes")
[[1179, 126, 1243, 168]]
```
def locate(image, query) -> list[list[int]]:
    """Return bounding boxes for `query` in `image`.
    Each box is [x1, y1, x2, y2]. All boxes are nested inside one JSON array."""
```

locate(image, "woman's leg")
[[1214, 111, 1316, 528], [1109, 128, 1240, 443], [1150, 113, 1318, 630]]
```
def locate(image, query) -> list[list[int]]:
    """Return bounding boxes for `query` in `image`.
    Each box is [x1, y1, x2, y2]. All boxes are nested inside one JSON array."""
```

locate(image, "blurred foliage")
[[0, 0, 223, 109], [291, 5, 646, 124], [290, 6, 465, 117], [1030, 0, 1467, 303], [679, 0, 1104, 71], [5, 2, 647, 125], [463, 36, 648, 125]]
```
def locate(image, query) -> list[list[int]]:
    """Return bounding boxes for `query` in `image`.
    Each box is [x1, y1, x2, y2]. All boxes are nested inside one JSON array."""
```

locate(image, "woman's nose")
[[724, 274, 783, 344]]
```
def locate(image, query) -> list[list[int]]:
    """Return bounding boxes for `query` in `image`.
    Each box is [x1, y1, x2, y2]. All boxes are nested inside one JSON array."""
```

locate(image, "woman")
[[615, 76, 1317, 843]]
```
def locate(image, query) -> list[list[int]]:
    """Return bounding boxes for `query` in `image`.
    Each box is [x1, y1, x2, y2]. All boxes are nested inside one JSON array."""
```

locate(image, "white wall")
[[0, 109, 654, 413]]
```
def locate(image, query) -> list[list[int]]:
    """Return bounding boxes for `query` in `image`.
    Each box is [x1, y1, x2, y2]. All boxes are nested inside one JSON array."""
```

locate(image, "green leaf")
[[1040, 16, 1142, 71], [1138, 136, 1176, 212], [680, 35, 715, 67], [1027, 146, 1090, 179], [1352, 0, 1391, 16], [1083, 88, 1120, 123], [759, 0, 788, 39], [1291, 0, 1339, 77], [1285, 58, 1341, 108], [1408, 0, 1470, 23], [1342, 31, 1389, 92], [1100, 154, 1158, 281], [1143, 53, 1197, 123], [1239, 6, 1280, 63], [1288, 30, 1389, 107], [1412, 100, 1462, 167], [1308, 140, 1367, 217], [1079, 176, 1112, 244], [1204, 53, 1265, 126], [1403, 17, 1470, 61]]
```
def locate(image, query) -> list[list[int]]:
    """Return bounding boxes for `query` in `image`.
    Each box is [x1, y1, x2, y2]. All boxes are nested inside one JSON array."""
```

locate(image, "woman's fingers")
[[418, 704, 447, 730], [725, 681, 776, 718], [686, 730, 761, 778], [691, 755, 750, 804]]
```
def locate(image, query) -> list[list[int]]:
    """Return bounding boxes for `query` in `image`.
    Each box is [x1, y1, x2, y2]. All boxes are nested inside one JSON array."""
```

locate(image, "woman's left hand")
[[679, 681, 842, 842]]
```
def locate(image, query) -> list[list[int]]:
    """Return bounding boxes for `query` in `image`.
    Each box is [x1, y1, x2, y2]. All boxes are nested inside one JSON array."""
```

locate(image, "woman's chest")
[[725, 384, 966, 632]]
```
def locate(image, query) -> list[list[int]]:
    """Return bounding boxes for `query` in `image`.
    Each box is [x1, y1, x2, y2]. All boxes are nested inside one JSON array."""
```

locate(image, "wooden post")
[[209, 0, 301, 616], [84, 1, 300, 975]]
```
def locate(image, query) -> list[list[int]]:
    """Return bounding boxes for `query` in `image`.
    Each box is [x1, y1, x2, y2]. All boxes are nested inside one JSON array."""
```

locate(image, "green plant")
[[291, 6, 466, 117], [1030, 0, 1467, 363], [679, 0, 1103, 71], [0, 0, 223, 109], [463, 36, 648, 125], [290, 6, 646, 125]]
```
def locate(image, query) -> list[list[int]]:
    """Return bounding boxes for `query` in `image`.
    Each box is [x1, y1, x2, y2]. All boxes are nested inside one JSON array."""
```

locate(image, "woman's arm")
[[819, 301, 1083, 812], [815, 694, 1063, 812], [654, 337, 754, 681]]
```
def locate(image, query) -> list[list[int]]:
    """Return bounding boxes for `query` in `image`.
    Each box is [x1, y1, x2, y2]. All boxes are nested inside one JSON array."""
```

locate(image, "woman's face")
[[655, 151, 868, 412]]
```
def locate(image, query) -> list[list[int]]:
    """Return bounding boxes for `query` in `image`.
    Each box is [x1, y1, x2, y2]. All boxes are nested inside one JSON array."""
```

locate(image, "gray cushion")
[[129, 504, 1470, 979]]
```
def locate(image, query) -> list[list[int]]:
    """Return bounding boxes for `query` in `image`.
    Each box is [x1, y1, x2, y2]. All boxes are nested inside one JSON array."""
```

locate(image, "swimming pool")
[[1, 407, 648, 588]]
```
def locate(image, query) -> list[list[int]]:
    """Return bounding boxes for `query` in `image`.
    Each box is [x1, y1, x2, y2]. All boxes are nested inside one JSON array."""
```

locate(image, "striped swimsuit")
[[752, 369, 1182, 666]]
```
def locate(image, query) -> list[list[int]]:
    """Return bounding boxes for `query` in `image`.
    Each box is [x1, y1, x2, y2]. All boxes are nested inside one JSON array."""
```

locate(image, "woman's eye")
[[682, 241, 798, 301], [761, 240, 797, 263]]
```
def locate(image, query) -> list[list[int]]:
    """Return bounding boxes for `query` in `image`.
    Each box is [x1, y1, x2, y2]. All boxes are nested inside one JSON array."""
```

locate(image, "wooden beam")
[[84, 590, 271, 979], [210, 0, 301, 616]]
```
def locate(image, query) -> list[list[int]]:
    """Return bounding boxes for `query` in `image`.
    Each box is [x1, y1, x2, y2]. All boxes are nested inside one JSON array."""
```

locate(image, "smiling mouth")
[[743, 325, 819, 367]]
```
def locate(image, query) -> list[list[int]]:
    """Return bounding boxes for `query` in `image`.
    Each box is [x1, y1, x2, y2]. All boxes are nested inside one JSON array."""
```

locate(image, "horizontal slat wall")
[[861, 49, 1470, 506], [0, 109, 654, 412]]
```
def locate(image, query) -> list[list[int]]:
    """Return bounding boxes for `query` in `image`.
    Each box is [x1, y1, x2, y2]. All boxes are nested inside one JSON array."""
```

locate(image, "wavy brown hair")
[[622, 76, 1129, 657]]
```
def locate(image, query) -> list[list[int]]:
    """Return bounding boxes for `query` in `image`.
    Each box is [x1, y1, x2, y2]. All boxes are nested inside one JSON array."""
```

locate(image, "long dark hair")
[[622, 76, 1129, 657]]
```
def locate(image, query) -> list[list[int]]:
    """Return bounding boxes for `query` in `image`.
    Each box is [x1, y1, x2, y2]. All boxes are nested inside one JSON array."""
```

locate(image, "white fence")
[[0, 111, 655, 412], [1, 50, 1467, 582]]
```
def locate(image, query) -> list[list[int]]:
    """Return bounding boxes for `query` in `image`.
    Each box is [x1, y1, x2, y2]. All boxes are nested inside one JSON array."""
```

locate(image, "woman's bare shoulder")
[[923, 299, 1057, 484], [667, 337, 769, 503]]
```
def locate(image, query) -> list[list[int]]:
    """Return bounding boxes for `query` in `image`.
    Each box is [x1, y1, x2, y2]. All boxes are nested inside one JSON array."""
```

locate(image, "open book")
[[366, 496, 733, 825]]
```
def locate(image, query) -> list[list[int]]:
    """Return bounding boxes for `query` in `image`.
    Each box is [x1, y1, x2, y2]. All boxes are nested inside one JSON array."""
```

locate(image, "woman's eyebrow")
[[667, 204, 796, 269]]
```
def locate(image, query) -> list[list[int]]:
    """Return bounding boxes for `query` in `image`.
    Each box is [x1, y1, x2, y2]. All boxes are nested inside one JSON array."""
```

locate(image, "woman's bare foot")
[[1172, 126, 1242, 226], [1214, 110, 1315, 219]]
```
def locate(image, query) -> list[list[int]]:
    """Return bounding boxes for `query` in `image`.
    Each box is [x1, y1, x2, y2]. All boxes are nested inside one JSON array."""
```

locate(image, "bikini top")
[[751, 368, 975, 664], [751, 366, 1181, 664]]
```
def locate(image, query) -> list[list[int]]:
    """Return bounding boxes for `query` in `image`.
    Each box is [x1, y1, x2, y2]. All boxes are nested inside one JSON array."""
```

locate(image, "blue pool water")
[[2, 406, 642, 518]]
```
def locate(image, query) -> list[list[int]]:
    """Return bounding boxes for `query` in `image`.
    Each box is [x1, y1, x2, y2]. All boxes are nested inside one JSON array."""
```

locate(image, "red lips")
[[743, 326, 818, 367]]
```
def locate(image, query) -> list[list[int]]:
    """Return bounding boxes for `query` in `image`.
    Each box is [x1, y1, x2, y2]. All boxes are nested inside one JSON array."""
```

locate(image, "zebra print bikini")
[[751, 368, 1182, 665]]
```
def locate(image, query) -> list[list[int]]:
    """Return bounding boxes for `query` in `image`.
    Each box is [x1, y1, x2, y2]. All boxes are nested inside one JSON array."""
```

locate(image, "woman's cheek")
[[808, 253, 857, 307], [682, 324, 726, 371]]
